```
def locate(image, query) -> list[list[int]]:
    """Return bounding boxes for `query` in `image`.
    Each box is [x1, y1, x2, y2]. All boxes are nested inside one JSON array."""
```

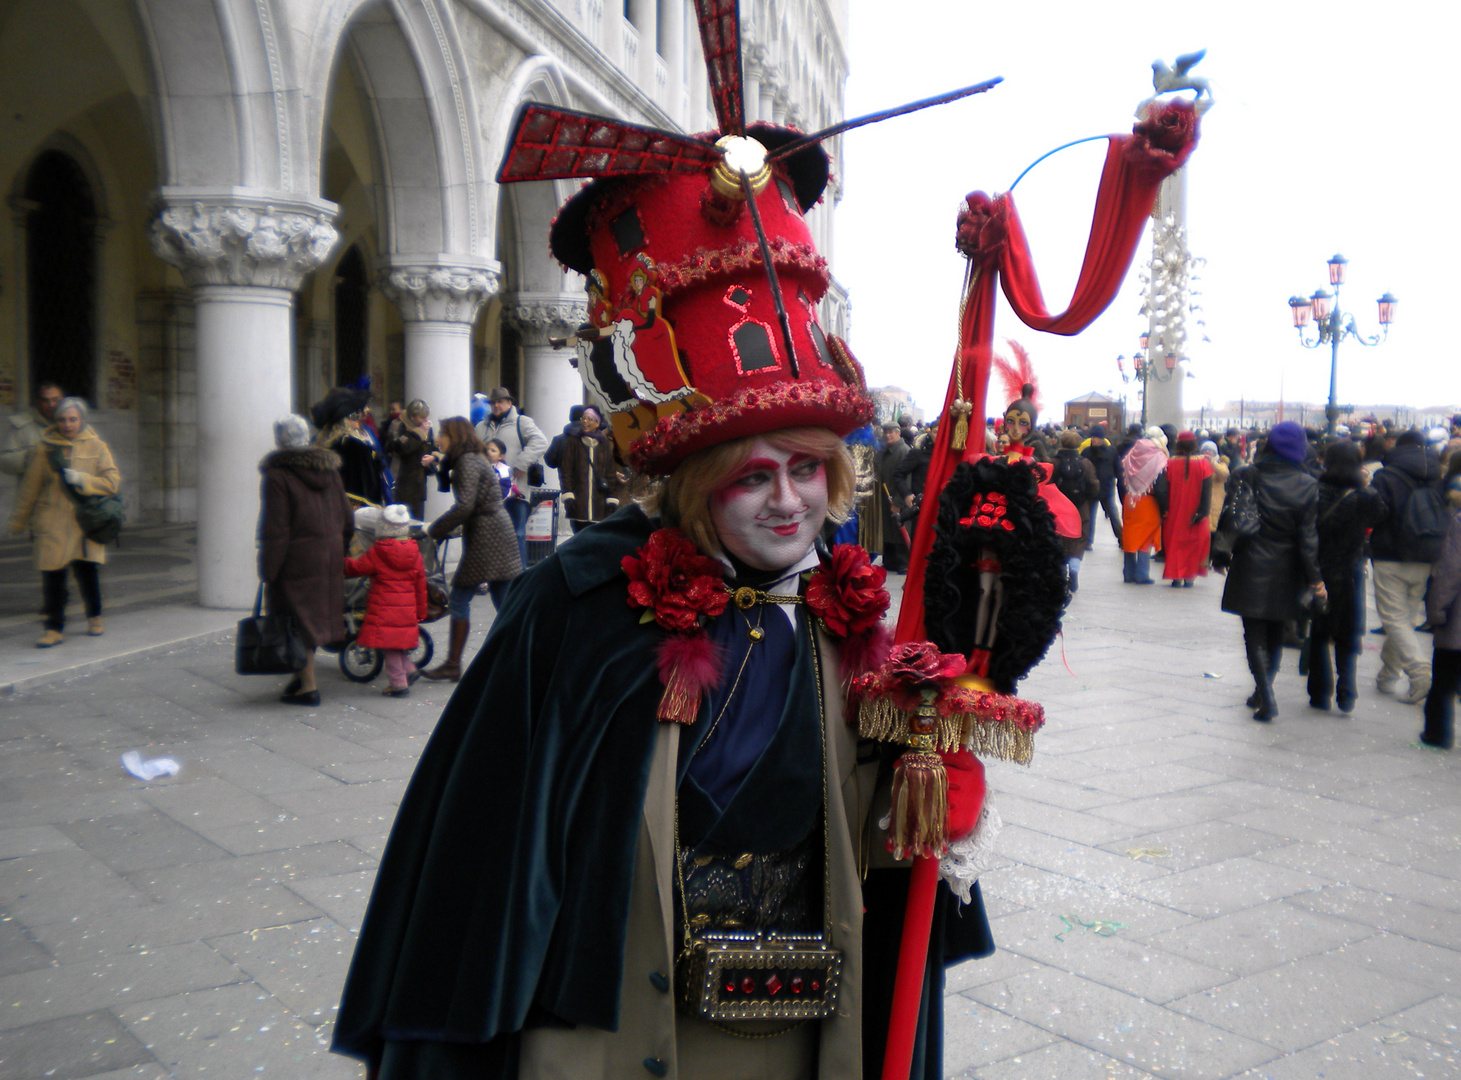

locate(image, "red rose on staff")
[[885, 641, 967, 687], [622, 528, 728, 632], [806, 544, 890, 638], [1127, 99, 1199, 174]]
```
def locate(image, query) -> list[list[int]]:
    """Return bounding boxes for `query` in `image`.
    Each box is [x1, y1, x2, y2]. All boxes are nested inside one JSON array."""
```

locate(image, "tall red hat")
[[527, 122, 872, 473], [496, 3, 998, 473]]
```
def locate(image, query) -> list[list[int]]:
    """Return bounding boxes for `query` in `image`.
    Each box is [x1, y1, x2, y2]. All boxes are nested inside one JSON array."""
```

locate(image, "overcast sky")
[[833, 0, 1453, 424]]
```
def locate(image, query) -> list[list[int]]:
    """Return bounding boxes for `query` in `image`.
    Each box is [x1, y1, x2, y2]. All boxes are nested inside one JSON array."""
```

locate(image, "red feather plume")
[[992, 339, 1041, 416]]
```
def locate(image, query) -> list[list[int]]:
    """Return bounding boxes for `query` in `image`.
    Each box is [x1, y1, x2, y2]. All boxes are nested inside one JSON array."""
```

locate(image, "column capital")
[[148, 187, 339, 290], [501, 291, 589, 347], [378, 256, 502, 324]]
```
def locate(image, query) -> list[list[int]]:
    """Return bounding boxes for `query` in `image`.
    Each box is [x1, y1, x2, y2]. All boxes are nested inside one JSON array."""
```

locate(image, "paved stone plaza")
[[0, 532, 1455, 1079]]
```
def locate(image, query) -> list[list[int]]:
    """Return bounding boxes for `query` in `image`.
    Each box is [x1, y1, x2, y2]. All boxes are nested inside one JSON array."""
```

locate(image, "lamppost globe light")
[[1287, 255, 1393, 437], [1164, 353, 1177, 371], [1138, 331, 1150, 351]]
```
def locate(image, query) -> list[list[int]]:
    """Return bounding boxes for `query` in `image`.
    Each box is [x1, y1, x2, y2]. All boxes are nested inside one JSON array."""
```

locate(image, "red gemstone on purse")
[[765, 973, 783, 995], [740, 976, 756, 995], [725, 979, 737, 994], [790, 976, 804, 994], [810, 979, 821, 992]]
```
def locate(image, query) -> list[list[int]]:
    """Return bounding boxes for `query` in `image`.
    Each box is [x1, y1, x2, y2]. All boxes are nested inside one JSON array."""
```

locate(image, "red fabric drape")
[[896, 134, 1179, 644]]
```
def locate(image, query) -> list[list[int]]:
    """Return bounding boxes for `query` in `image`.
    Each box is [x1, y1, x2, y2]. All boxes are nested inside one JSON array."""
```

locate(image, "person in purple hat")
[[1216, 422, 1326, 720]]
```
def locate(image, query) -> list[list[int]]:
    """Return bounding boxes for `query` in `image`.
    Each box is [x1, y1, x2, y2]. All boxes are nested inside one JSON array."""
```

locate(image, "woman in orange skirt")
[[1120, 436, 1167, 584]]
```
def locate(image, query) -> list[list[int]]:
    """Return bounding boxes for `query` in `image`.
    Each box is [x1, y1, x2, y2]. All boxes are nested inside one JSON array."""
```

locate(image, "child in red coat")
[[344, 504, 428, 696]]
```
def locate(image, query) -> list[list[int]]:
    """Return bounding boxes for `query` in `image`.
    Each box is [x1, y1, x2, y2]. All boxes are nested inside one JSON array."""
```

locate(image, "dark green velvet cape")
[[332, 506, 994, 1077], [334, 508, 668, 1066]]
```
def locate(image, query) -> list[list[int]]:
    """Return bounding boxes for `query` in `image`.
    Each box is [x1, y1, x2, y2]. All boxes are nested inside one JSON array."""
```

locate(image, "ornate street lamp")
[[1287, 253, 1395, 435]]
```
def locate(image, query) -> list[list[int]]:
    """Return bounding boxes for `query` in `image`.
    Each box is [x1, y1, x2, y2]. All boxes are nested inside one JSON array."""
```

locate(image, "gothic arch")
[[493, 56, 576, 295], [135, 0, 305, 192], [306, 0, 487, 257]]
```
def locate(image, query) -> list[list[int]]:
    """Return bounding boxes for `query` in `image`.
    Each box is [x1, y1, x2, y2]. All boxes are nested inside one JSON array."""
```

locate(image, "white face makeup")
[[709, 438, 829, 572]]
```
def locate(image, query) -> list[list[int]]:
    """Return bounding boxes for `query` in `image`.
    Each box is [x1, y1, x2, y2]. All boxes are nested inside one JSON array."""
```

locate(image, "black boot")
[[422, 618, 469, 682], [1245, 622, 1278, 721]]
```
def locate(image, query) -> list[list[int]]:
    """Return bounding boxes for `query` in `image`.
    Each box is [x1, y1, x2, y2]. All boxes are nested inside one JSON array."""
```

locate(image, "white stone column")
[[378, 258, 501, 521], [743, 57, 763, 123], [660, 0, 685, 124], [149, 191, 338, 609], [502, 292, 588, 491]]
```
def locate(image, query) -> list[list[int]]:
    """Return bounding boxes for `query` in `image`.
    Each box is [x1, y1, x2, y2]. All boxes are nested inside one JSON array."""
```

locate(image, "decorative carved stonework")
[[149, 191, 339, 290], [502, 292, 589, 347], [379, 261, 502, 324]]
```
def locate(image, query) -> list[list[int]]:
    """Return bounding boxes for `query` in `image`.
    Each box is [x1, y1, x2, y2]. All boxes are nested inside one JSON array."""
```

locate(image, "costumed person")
[[419, 417, 521, 682], [344, 503, 429, 698], [1215, 421, 1325, 722], [839, 424, 879, 550], [1161, 431, 1213, 587], [312, 386, 384, 507], [1307, 440, 1386, 713], [7, 396, 121, 645], [558, 405, 625, 533], [332, 54, 1028, 1074], [258, 414, 355, 706], [1119, 434, 1166, 584]]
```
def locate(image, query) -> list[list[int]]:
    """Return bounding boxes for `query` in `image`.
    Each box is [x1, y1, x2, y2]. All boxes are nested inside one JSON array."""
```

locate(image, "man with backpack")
[[1370, 429, 1446, 704], [1053, 430, 1099, 590], [474, 387, 549, 568], [1080, 424, 1122, 547]]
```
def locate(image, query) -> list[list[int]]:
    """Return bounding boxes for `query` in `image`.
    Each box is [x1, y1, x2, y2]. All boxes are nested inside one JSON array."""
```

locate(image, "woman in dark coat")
[[385, 399, 435, 520], [259, 414, 355, 705], [420, 416, 522, 682], [1217, 422, 1326, 721], [1307, 440, 1386, 713], [558, 406, 624, 533]]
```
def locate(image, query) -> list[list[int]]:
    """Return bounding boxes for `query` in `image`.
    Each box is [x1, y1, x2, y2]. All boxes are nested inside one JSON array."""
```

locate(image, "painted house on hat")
[[1064, 392, 1124, 433], [0, 0, 850, 608]]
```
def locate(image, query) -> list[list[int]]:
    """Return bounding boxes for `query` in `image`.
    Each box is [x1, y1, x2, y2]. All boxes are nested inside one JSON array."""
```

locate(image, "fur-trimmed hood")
[[261, 446, 342, 491]]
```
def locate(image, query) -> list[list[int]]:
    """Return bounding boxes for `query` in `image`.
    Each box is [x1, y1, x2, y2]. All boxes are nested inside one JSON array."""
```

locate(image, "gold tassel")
[[886, 748, 949, 860], [951, 402, 970, 451], [656, 665, 701, 724]]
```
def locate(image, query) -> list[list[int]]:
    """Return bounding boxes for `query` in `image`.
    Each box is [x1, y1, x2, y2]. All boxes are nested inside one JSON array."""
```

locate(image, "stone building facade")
[[0, 0, 849, 606]]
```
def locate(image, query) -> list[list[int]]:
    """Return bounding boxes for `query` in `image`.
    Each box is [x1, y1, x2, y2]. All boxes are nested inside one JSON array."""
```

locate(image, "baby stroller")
[[338, 506, 446, 682]]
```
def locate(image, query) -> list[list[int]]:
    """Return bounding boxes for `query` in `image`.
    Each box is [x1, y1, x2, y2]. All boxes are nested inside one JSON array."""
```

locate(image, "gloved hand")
[[62, 468, 83, 486], [943, 748, 986, 843], [1190, 511, 1203, 527]]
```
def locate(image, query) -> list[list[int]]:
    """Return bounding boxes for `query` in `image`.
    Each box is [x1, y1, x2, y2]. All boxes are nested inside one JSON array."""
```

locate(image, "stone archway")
[[493, 58, 588, 470]]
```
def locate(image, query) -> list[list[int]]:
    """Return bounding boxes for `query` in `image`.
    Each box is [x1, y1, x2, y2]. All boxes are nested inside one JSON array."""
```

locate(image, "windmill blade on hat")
[[765, 77, 1003, 162], [497, 104, 721, 184], [693, 0, 744, 136]]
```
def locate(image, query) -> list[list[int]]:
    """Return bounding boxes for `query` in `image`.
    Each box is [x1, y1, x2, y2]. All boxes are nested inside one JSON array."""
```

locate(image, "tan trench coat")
[[519, 628, 878, 1080], [8, 426, 120, 570]]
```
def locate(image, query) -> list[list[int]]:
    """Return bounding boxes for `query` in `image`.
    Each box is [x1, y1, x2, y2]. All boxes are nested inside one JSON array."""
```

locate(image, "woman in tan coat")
[[8, 397, 120, 646]]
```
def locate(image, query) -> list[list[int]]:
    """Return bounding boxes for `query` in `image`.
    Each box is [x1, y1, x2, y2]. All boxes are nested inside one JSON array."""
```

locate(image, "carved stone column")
[[378, 257, 501, 519], [502, 292, 587, 489], [149, 189, 339, 608]]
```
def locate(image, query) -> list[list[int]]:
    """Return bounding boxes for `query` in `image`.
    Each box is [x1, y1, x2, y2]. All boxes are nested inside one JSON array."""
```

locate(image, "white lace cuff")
[[939, 800, 1002, 905]]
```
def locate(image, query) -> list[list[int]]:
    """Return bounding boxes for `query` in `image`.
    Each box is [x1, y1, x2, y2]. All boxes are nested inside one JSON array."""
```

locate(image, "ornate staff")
[[866, 85, 1203, 1080]]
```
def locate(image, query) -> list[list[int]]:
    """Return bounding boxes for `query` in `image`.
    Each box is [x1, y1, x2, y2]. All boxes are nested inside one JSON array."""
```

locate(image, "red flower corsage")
[[805, 543, 889, 638], [622, 528, 728, 632]]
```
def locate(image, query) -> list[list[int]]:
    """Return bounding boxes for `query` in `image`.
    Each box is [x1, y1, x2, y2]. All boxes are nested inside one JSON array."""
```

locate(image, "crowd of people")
[[851, 409, 1461, 748]]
